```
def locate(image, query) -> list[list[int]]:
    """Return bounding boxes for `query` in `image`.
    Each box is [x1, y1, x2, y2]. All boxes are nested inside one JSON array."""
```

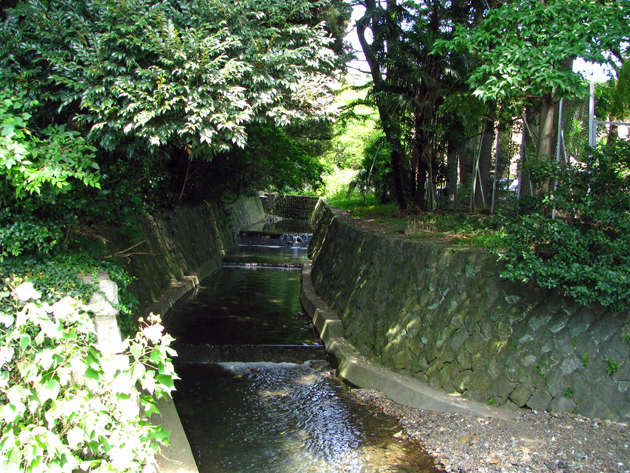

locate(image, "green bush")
[[0, 268, 175, 472], [497, 140, 630, 311]]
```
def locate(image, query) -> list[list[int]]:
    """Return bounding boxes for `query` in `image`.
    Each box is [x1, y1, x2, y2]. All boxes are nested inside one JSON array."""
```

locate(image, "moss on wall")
[[309, 202, 630, 422], [105, 197, 264, 313]]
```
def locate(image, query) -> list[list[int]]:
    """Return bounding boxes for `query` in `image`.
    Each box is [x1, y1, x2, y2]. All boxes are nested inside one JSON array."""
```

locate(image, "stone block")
[[582, 352, 608, 384], [408, 336, 422, 356], [527, 385, 552, 411], [450, 326, 470, 351], [391, 349, 413, 371], [437, 362, 459, 392], [614, 360, 630, 388], [593, 375, 627, 409], [513, 319, 535, 344], [538, 350, 562, 374], [425, 359, 444, 379], [411, 353, 428, 374], [454, 369, 473, 393], [479, 318, 494, 341], [547, 310, 570, 334], [456, 349, 472, 371], [553, 329, 576, 356], [559, 355, 581, 377], [545, 367, 568, 398], [509, 382, 535, 407], [464, 256, 483, 278], [467, 373, 491, 394], [548, 395, 577, 413], [577, 395, 615, 421], [492, 319, 514, 341], [599, 334, 628, 362], [529, 311, 553, 332], [588, 313, 618, 343], [486, 296, 511, 323], [491, 376, 517, 401]]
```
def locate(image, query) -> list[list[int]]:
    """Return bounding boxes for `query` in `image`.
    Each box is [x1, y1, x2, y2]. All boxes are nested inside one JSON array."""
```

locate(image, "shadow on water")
[[167, 243, 443, 472], [164, 266, 316, 345]]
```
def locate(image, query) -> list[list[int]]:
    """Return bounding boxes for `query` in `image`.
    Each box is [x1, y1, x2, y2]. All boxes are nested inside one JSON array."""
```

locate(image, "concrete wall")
[[105, 197, 265, 318], [309, 202, 630, 422], [261, 193, 320, 220]]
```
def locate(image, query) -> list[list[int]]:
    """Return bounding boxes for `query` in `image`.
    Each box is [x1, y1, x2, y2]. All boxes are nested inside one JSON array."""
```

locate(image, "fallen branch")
[[95, 240, 160, 260]]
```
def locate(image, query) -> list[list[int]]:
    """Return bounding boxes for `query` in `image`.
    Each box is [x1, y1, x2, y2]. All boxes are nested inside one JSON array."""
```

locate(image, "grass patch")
[[325, 197, 507, 248], [327, 196, 397, 216]]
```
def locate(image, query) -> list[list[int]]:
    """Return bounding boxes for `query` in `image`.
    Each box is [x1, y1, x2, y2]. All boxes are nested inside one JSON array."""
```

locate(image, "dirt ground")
[[350, 388, 630, 473]]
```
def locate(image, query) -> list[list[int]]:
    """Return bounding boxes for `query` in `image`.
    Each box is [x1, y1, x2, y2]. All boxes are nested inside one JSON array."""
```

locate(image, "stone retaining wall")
[[308, 202, 630, 422], [105, 197, 265, 317], [261, 193, 320, 220]]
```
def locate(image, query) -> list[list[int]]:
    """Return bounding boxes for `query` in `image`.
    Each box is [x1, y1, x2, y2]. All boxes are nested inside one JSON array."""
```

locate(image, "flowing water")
[[165, 236, 441, 472]]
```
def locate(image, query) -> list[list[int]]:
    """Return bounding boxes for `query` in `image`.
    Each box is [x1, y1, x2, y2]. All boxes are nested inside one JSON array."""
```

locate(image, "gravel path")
[[350, 388, 630, 473]]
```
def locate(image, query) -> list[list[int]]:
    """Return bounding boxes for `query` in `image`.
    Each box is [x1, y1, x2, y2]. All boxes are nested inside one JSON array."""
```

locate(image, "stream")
[[163, 226, 441, 472]]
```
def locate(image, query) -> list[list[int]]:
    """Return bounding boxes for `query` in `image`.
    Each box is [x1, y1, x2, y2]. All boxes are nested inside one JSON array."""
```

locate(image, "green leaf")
[[39, 378, 60, 403], [7, 447, 21, 464], [156, 374, 175, 390], [131, 363, 146, 383], [20, 333, 31, 351], [129, 343, 143, 360], [79, 460, 101, 471], [0, 403, 23, 423]]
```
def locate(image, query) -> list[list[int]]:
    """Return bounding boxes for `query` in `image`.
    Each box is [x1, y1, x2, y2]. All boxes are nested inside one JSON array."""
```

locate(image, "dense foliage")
[[0, 0, 339, 155], [0, 257, 177, 472], [0, 0, 347, 259], [498, 141, 630, 311], [351, 0, 630, 211], [439, 0, 629, 102]]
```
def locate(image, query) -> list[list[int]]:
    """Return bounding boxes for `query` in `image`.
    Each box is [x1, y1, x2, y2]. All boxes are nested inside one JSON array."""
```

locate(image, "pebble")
[[349, 388, 630, 473]]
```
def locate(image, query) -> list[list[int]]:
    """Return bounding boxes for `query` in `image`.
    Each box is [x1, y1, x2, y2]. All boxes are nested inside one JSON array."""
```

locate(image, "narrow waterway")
[[164, 234, 442, 472]]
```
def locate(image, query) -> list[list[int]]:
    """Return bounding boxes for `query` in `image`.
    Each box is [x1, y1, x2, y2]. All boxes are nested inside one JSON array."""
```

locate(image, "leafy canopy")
[[0, 0, 339, 157], [436, 0, 630, 100], [0, 90, 99, 198]]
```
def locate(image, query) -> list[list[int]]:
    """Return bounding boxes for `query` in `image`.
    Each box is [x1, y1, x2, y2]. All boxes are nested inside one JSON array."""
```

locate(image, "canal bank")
[[102, 194, 629, 472], [306, 201, 630, 423], [101, 196, 267, 473]]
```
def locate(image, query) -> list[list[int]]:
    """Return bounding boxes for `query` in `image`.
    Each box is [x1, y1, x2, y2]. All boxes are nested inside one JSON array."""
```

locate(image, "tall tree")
[[437, 0, 630, 191], [355, 0, 493, 211]]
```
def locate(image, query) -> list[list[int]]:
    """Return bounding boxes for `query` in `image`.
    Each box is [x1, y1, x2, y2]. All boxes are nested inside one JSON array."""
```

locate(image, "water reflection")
[[223, 246, 309, 266], [165, 267, 316, 345], [174, 362, 441, 473]]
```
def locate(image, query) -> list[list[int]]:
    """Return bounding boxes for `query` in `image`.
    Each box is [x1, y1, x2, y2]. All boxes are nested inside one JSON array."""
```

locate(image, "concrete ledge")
[[301, 261, 511, 420], [147, 256, 222, 322], [152, 396, 198, 473]]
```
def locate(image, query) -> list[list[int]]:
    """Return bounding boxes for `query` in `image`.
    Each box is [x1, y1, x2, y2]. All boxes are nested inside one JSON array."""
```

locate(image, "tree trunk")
[[447, 140, 458, 208], [357, 0, 407, 210], [475, 102, 496, 209], [518, 105, 537, 198], [537, 92, 557, 193], [608, 124, 619, 144], [459, 137, 474, 205]]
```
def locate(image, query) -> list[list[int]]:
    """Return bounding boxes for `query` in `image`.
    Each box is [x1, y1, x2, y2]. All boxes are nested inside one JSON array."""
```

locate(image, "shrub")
[[496, 140, 630, 311], [0, 273, 176, 472]]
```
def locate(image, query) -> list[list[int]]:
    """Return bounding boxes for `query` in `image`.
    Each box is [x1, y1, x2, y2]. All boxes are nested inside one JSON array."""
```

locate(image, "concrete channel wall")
[[307, 202, 630, 422], [102, 196, 265, 473], [261, 193, 320, 220], [105, 196, 265, 318]]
